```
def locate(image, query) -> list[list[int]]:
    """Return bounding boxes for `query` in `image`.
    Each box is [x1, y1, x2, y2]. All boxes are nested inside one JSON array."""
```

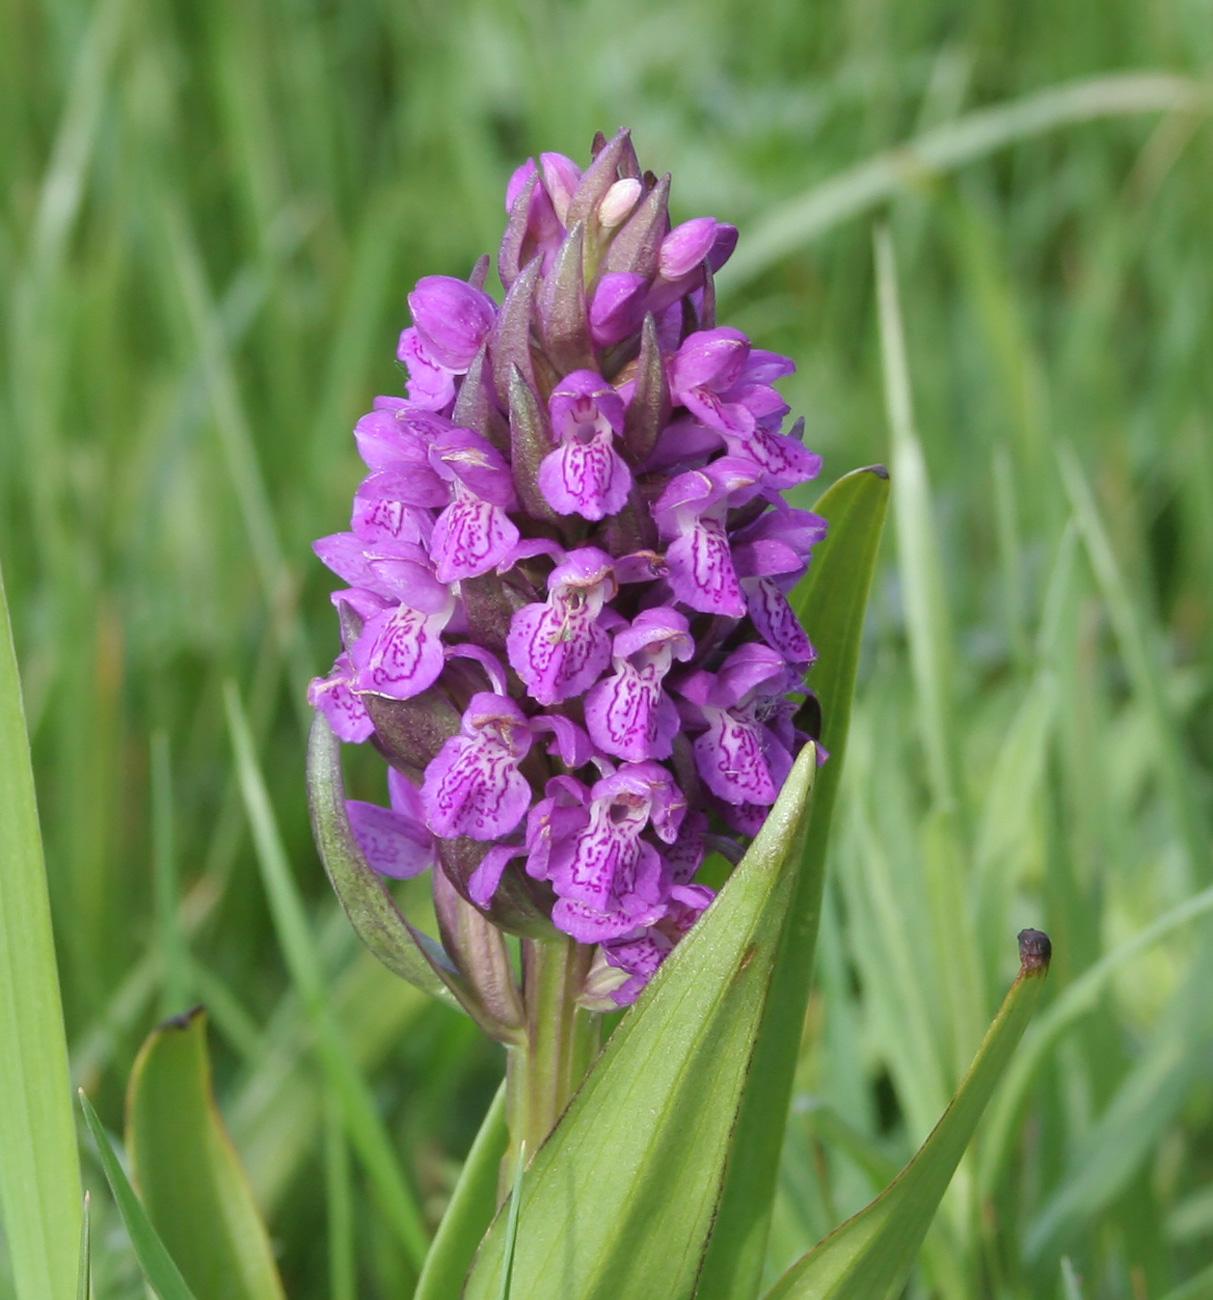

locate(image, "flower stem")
[[503, 935, 598, 1193]]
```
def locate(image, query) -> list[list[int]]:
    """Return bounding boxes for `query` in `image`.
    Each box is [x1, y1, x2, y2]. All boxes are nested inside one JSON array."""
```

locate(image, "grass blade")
[[75, 1194, 90, 1300], [0, 564, 82, 1300], [761, 932, 1051, 1300], [414, 1083, 509, 1300], [78, 1090, 197, 1300], [725, 74, 1210, 288]]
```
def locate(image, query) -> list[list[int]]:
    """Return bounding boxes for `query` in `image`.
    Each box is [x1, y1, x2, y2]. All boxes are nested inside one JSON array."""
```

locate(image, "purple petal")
[[537, 435, 632, 520], [693, 709, 779, 806], [430, 486, 520, 583], [745, 577, 815, 663], [421, 728, 532, 840], [668, 327, 751, 394], [658, 217, 718, 280], [308, 655, 374, 743], [506, 600, 611, 705], [408, 276, 498, 372], [540, 152, 582, 222], [428, 426, 518, 508], [396, 328, 457, 411], [350, 600, 452, 700], [664, 518, 745, 617], [589, 273, 649, 347], [347, 798, 435, 878], [468, 843, 524, 907]]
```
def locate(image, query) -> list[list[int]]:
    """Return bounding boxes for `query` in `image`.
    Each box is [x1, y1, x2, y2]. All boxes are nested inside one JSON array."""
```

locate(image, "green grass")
[[2, 0, 1212, 1295]]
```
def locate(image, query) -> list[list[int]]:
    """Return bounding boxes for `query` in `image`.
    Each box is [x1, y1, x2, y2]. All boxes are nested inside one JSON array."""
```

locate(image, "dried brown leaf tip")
[[1017, 928, 1052, 974]]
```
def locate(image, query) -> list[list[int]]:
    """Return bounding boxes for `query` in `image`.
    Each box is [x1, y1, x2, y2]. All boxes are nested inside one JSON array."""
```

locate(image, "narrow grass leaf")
[[75, 1194, 90, 1300], [725, 74, 1210, 288], [78, 1090, 197, 1300], [697, 465, 889, 1300], [463, 745, 818, 1300], [125, 1007, 286, 1299], [414, 1084, 509, 1300], [761, 932, 1051, 1300], [225, 685, 430, 1272], [0, 565, 82, 1300], [497, 1138, 526, 1300]]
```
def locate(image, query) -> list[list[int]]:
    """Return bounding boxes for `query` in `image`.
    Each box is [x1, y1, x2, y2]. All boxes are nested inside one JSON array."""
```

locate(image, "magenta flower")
[[309, 129, 827, 1005]]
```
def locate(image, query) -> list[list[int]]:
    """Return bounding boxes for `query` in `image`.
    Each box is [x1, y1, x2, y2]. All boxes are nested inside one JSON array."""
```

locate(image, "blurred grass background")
[[2, 0, 1212, 1295]]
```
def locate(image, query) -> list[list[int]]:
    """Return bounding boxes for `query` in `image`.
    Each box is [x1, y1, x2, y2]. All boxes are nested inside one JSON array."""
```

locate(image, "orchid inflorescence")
[[309, 128, 827, 1010]]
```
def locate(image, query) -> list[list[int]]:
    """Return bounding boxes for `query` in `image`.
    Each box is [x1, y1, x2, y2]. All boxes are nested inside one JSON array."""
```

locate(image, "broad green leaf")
[[125, 1007, 286, 1300], [0, 564, 82, 1300], [463, 743, 818, 1300], [697, 464, 889, 1300], [78, 1090, 197, 1300], [307, 712, 461, 1009], [414, 1083, 508, 1300], [761, 932, 1051, 1300]]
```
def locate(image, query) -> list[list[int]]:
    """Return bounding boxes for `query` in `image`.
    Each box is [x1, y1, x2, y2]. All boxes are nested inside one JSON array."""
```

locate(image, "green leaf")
[[76, 1195, 91, 1300], [697, 464, 890, 1300], [760, 932, 1052, 1300], [0, 563, 83, 1300], [414, 1083, 509, 1300], [307, 712, 462, 1009], [462, 743, 818, 1300], [78, 1090, 197, 1300], [125, 1007, 286, 1300]]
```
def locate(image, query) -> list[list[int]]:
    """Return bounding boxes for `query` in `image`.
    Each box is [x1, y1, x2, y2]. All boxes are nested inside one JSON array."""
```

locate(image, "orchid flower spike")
[[310, 128, 826, 1009]]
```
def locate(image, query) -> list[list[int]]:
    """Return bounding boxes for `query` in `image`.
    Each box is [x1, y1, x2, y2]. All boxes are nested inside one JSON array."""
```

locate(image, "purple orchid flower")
[[584, 607, 694, 761], [309, 129, 829, 1009], [506, 547, 617, 704], [537, 370, 632, 521]]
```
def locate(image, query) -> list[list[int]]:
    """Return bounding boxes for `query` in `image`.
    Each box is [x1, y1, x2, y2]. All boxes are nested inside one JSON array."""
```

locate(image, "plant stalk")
[[503, 935, 599, 1194]]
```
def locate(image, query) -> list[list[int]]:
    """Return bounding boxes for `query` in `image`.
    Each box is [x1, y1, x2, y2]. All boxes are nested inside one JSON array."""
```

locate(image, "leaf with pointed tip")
[[78, 1091, 197, 1300], [0, 565, 81, 1300], [761, 932, 1051, 1300], [306, 712, 460, 1008], [697, 464, 890, 1300], [462, 744, 818, 1300], [125, 1007, 285, 1300], [414, 1084, 509, 1300]]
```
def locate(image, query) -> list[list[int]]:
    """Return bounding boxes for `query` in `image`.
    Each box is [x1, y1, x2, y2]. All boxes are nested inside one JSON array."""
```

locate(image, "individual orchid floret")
[[421, 690, 534, 840], [675, 643, 799, 809], [428, 426, 521, 582], [652, 456, 763, 617], [408, 276, 497, 372], [507, 547, 617, 704], [537, 370, 632, 520], [308, 651, 374, 743], [584, 607, 694, 761], [348, 768, 436, 879], [668, 328, 793, 441], [547, 763, 685, 943]]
